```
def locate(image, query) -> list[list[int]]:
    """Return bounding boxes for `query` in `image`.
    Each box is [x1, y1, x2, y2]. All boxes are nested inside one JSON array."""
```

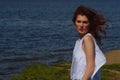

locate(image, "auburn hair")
[[72, 5, 108, 45]]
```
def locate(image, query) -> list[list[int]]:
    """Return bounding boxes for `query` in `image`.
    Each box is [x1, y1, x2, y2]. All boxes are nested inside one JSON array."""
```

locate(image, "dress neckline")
[[78, 33, 92, 41]]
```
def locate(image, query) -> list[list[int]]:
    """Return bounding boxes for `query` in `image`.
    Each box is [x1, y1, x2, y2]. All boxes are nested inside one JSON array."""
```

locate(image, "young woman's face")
[[75, 14, 90, 35]]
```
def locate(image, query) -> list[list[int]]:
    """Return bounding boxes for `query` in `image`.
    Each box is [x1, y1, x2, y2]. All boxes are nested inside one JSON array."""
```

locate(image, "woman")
[[70, 5, 107, 80]]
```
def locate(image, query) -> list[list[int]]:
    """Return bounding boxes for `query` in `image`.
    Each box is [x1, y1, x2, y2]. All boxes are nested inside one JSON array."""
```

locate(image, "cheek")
[[75, 22, 78, 26], [84, 25, 90, 30], [85, 23, 90, 27], [75, 26, 79, 31], [85, 25, 89, 29], [75, 23, 79, 28]]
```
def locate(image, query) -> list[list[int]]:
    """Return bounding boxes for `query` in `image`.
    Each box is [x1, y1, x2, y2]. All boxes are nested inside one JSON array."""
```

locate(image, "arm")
[[82, 36, 95, 80]]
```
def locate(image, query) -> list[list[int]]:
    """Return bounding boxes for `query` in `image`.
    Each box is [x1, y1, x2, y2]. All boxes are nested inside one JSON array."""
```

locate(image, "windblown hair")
[[72, 5, 108, 45]]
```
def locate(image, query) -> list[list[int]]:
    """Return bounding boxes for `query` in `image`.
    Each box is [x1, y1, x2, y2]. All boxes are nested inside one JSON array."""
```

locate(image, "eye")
[[76, 20, 81, 23], [83, 21, 89, 24]]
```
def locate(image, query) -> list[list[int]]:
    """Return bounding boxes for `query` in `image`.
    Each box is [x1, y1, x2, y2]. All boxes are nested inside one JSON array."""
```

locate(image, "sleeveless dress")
[[70, 33, 106, 80]]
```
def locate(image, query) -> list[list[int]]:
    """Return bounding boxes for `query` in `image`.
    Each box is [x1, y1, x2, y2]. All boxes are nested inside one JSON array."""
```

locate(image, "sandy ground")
[[105, 50, 120, 64]]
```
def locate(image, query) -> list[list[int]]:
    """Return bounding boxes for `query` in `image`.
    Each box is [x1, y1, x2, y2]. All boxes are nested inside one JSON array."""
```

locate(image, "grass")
[[101, 64, 120, 80], [11, 62, 120, 80]]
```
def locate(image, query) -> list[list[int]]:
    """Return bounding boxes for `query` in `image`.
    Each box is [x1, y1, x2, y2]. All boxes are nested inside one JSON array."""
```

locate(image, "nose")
[[80, 22, 84, 27]]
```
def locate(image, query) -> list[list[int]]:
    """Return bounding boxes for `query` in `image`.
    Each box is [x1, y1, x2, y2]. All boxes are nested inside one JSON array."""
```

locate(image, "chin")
[[79, 31, 86, 35]]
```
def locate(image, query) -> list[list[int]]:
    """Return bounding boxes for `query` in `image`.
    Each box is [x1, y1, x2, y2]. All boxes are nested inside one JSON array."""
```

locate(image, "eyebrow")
[[76, 20, 89, 23]]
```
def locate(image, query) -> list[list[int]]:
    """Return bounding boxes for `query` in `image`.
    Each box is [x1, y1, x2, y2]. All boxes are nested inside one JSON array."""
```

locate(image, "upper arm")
[[83, 36, 95, 67]]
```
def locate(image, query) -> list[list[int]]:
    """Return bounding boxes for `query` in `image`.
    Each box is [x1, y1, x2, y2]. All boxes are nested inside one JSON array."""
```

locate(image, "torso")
[[70, 33, 106, 80]]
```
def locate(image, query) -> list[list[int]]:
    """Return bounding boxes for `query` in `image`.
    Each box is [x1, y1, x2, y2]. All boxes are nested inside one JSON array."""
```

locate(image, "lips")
[[79, 28, 84, 32]]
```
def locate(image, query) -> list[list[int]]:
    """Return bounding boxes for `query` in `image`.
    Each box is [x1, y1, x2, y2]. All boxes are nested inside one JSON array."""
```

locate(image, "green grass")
[[101, 64, 120, 80], [11, 63, 120, 80]]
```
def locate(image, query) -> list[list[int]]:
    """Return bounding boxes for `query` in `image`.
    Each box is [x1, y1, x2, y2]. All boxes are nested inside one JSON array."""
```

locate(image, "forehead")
[[76, 14, 88, 20]]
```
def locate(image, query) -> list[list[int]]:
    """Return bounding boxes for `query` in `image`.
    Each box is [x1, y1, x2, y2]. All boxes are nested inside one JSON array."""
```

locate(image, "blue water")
[[0, 0, 120, 80]]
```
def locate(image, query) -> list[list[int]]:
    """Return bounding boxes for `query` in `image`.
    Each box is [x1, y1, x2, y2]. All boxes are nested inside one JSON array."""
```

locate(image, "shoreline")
[[105, 50, 120, 64]]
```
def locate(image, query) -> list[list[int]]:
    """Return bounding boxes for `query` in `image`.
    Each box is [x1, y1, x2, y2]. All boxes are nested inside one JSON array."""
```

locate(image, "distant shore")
[[105, 50, 120, 64]]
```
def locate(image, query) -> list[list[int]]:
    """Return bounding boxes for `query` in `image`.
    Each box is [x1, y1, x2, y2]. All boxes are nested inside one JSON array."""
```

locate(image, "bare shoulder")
[[83, 34, 95, 56], [83, 35, 94, 43]]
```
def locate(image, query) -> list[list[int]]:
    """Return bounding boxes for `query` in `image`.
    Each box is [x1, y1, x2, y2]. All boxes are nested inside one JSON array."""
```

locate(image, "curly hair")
[[72, 5, 108, 45]]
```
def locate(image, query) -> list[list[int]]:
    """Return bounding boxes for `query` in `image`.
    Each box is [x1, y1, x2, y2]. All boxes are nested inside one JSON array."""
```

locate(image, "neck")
[[79, 34, 84, 39], [79, 33, 88, 39]]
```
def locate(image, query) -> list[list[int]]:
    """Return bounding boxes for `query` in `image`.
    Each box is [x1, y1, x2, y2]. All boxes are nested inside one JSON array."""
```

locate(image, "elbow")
[[91, 65, 95, 74], [87, 64, 95, 74]]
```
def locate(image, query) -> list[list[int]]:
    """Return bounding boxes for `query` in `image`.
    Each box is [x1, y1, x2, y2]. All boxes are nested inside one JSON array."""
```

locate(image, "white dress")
[[70, 33, 106, 80]]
